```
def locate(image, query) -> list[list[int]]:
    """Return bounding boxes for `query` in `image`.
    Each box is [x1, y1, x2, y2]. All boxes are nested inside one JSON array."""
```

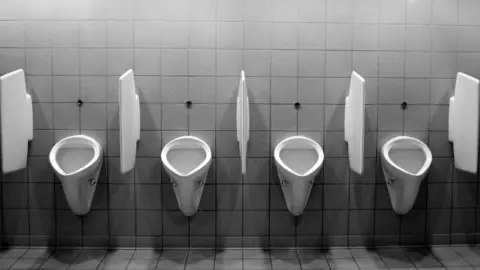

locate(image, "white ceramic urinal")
[[381, 136, 432, 215], [49, 135, 103, 215], [237, 70, 249, 175], [119, 69, 140, 174], [345, 71, 365, 175], [274, 136, 324, 216], [161, 136, 212, 216], [449, 72, 480, 174], [0, 69, 33, 173]]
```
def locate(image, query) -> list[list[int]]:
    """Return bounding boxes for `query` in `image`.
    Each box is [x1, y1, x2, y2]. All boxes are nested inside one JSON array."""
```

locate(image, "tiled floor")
[[1, 246, 480, 269]]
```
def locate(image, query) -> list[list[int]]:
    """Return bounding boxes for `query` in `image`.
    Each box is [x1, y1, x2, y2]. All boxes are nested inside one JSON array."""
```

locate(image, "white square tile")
[[134, 22, 162, 48], [107, 49, 133, 76], [107, 22, 133, 48], [162, 49, 188, 76], [134, 49, 162, 76]]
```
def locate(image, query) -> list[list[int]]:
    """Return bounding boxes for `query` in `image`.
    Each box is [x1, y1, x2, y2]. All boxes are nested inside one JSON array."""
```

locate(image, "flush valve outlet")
[[89, 178, 96, 186], [387, 178, 395, 186]]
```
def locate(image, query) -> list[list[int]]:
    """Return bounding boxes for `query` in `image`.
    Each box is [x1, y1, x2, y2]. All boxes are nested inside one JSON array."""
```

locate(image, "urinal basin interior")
[[388, 148, 425, 175], [167, 148, 206, 175], [383, 136, 431, 176], [50, 135, 101, 176], [56, 147, 95, 174], [275, 136, 324, 176], [280, 148, 318, 175], [162, 136, 211, 177]]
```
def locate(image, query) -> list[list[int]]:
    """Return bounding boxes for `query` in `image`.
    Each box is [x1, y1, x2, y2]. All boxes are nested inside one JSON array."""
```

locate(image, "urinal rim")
[[382, 135, 432, 177], [274, 135, 324, 177], [49, 135, 102, 177], [161, 135, 212, 177]]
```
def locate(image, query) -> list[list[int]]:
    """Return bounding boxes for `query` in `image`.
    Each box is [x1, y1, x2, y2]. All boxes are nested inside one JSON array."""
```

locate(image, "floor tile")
[[299, 257, 330, 269], [189, 249, 215, 260], [454, 246, 480, 266], [10, 258, 46, 270], [354, 257, 387, 269], [0, 258, 18, 270], [23, 248, 52, 259], [49, 249, 81, 262], [214, 258, 242, 270], [104, 249, 135, 260], [243, 249, 270, 259], [127, 259, 157, 270], [134, 249, 161, 260], [325, 249, 353, 259], [406, 248, 443, 268], [69, 250, 107, 270], [0, 248, 28, 259], [160, 249, 188, 259], [380, 255, 415, 269], [156, 257, 186, 270], [39, 258, 72, 270], [243, 258, 272, 270], [432, 247, 471, 267], [327, 257, 359, 269], [216, 249, 243, 259], [185, 257, 215, 270], [350, 248, 382, 259], [271, 258, 301, 270], [97, 258, 130, 270]]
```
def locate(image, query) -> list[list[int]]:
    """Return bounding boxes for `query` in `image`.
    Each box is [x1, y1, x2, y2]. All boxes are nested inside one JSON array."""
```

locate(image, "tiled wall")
[[0, 0, 480, 249]]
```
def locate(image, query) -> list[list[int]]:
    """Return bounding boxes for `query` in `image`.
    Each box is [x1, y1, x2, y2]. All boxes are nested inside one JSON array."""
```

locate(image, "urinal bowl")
[[274, 136, 324, 216], [161, 136, 212, 216], [381, 136, 432, 215], [49, 135, 103, 215]]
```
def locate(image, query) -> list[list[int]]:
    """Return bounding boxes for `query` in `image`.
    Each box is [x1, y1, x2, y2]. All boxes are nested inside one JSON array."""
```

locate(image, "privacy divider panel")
[[0, 0, 479, 248]]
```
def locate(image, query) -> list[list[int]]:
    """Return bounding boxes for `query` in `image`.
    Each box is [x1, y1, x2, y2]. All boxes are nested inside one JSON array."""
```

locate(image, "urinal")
[[49, 135, 103, 215], [381, 136, 432, 215], [161, 136, 212, 216], [274, 136, 324, 216]]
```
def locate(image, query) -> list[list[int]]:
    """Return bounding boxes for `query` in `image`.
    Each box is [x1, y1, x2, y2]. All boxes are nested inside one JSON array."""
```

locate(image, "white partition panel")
[[449, 72, 479, 174], [119, 69, 140, 174], [0, 69, 33, 173], [236, 70, 250, 175], [345, 71, 365, 175]]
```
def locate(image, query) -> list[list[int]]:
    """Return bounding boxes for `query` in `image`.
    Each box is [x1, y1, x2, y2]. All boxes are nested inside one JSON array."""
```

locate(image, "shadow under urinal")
[[349, 170, 376, 248]]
